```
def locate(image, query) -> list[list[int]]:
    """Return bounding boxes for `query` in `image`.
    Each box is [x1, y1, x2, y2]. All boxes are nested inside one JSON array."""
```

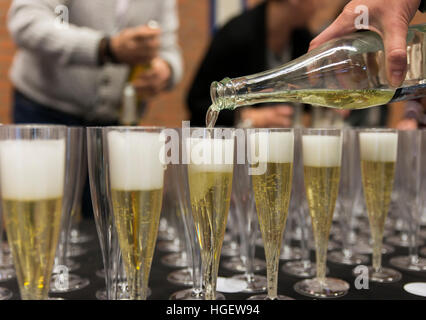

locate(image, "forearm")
[[8, 0, 105, 67]]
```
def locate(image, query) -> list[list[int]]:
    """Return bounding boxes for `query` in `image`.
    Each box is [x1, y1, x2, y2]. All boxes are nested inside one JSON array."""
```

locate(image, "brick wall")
[[0, 0, 424, 126], [0, 0, 15, 124]]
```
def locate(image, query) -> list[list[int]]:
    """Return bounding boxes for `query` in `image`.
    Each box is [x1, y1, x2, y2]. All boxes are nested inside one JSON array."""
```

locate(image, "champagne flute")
[[294, 128, 349, 298], [353, 129, 401, 283], [169, 128, 225, 300], [106, 126, 165, 300], [229, 137, 267, 293], [186, 128, 234, 300], [328, 128, 368, 265], [0, 125, 66, 300], [248, 129, 294, 300], [50, 127, 90, 294], [282, 128, 317, 278], [389, 130, 426, 271]]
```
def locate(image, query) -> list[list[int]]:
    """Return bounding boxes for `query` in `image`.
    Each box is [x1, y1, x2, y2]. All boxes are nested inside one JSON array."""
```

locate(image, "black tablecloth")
[[2, 218, 426, 300]]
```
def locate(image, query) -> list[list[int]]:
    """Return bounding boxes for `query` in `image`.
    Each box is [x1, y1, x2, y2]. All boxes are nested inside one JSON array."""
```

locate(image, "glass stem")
[[408, 223, 419, 265], [191, 233, 203, 295], [265, 243, 279, 300], [372, 233, 383, 273], [315, 235, 328, 282], [245, 228, 256, 280], [202, 251, 217, 300]]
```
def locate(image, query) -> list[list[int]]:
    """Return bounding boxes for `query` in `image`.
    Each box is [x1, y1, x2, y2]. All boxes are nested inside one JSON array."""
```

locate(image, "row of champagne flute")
[[0, 124, 424, 300], [156, 127, 426, 299]]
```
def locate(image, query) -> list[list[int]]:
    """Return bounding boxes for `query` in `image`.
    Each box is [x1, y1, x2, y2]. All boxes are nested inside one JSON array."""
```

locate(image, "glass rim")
[[302, 128, 342, 135], [246, 128, 294, 132], [189, 127, 236, 131], [102, 126, 166, 132], [0, 124, 67, 130], [357, 128, 398, 133]]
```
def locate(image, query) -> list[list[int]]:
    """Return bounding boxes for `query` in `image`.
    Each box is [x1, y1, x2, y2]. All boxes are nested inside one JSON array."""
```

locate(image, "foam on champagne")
[[302, 135, 341, 167], [108, 131, 165, 191], [359, 132, 398, 162], [0, 140, 65, 200], [249, 131, 294, 163], [186, 138, 234, 172]]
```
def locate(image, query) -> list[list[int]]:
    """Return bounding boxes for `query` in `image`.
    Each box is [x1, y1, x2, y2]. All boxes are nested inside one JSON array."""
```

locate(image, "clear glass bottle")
[[209, 24, 426, 116]]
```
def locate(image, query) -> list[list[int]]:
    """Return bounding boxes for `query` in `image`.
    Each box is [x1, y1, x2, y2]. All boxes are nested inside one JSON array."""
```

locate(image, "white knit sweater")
[[8, 0, 183, 122]]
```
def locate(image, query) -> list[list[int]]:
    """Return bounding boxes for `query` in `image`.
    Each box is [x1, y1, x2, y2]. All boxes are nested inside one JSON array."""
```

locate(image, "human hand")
[[240, 105, 294, 128], [110, 25, 161, 65], [132, 57, 171, 99], [309, 0, 421, 87]]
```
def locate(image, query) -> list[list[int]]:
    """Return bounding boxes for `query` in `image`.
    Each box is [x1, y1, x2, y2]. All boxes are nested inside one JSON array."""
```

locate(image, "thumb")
[[382, 23, 408, 87]]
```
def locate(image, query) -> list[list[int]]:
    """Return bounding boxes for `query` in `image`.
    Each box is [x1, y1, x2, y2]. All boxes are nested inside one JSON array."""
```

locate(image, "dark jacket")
[[186, 2, 312, 127]]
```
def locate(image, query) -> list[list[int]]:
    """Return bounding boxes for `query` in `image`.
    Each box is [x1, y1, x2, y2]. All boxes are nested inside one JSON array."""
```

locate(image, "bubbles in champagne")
[[302, 136, 342, 167], [186, 137, 234, 172], [108, 131, 165, 191], [359, 132, 398, 162], [0, 140, 65, 200]]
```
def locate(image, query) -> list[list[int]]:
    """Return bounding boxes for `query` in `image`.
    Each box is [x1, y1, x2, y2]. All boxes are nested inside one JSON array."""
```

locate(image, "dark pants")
[[13, 90, 118, 219]]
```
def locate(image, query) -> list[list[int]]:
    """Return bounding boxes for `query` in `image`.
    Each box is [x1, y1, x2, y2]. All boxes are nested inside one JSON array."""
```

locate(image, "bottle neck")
[[210, 77, 247, 111]]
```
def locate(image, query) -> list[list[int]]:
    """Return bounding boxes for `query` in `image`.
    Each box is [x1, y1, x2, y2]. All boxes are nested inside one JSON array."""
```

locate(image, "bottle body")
[[210, 24, 426, 111]]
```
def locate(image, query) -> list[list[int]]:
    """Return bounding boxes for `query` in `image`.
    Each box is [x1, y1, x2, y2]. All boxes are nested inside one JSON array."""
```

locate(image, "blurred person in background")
[[7, 0, 183, 218], [8, 0, 182, 126], [397, 98, 426, 129], [187, 0, 320, 128]]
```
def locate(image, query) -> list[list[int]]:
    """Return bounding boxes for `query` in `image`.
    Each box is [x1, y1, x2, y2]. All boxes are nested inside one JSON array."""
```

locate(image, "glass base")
[[157, 240, 183, 253], [96, 268, 105, 279], [0, 252, 14, 268], [66, 244, 89, 258], [157, 229, 176, 241], [54, 259, 80, 273], [167, 268, 193, 286], [352, 266, 401, 283], [308, 240, 340, 252], [96, 286, 152, 300], [354, 241, 394, 255], [231, 274, 267, 293], [0, 287, 12, 300], [49, 274, 90, 293], [1, 242, 10, 255], [0, 267, 16, 282], [328, 251, 369, 266], [161, 253, 189, 268], [247, 294, 294, 300], [221, 242, 240, 257], [294, 277, 349, 299], [280, 246, 302, 261], [169, 289, 225, 300], [389, 256, 426, 272], [69, 229, 94, 244], [222, 257, 266, 273], [386, 235, 424, 248], [281, 261, 326, 279]]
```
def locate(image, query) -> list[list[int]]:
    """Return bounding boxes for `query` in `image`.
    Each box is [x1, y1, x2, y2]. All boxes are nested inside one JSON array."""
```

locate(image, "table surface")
[[2, 218, 426, 300]]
